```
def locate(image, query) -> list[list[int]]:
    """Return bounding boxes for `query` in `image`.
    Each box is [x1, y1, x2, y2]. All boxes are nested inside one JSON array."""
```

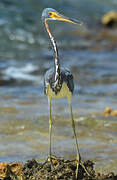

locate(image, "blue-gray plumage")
[[42, 8, 79, 97], [42, 8, 90, 179], [44, 67, 74, 96]]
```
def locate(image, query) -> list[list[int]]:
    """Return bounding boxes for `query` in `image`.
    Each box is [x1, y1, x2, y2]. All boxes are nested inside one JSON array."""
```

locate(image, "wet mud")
[[0, 156, 117, 180]]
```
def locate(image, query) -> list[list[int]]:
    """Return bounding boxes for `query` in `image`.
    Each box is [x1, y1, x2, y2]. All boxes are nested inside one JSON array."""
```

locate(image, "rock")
[[101, 107, 117, 117], [101, 107, 112, 117], [101, 11, 117, 27]]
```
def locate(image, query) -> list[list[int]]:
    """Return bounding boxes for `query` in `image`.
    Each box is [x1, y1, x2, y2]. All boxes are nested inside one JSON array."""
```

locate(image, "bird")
[[42, 8, 89, 178]]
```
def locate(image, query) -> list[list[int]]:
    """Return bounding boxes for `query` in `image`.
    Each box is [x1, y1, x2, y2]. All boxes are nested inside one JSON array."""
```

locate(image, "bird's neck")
[[45, 20, 59, 59], [45, 20, 61, 92]]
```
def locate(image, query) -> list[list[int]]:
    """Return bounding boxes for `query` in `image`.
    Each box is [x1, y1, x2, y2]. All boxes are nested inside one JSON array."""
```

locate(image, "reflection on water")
[[0, 0, 117, 174]]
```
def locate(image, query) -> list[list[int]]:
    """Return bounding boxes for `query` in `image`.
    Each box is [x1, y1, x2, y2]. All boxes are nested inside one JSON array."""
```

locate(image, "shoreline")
[[0, 156, 117, 180]]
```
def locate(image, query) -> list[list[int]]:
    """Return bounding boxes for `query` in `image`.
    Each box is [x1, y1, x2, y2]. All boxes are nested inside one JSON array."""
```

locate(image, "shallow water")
[[0, 0, 117, 174]]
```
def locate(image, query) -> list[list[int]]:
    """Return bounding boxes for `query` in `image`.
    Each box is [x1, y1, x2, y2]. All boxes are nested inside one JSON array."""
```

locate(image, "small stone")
[[104, 107, 112, 114], [101, 107, 112, 116]]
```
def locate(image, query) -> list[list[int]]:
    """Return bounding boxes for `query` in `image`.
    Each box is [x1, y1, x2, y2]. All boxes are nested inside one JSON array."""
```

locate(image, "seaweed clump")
[[0, 157, 117, 180]]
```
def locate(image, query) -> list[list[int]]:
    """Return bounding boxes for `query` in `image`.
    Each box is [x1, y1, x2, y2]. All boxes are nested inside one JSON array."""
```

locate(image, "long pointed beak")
[[52, 13, 83, 26]]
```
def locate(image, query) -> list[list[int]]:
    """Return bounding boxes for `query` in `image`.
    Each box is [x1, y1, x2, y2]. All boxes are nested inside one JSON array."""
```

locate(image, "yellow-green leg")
[[68, 97, 91, 179], [48, 97, 53, 165], [69, 102, 80, 179]]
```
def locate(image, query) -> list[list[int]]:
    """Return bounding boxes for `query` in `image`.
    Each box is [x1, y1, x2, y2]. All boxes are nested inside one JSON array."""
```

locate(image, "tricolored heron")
[[42, 8, 89, 178]]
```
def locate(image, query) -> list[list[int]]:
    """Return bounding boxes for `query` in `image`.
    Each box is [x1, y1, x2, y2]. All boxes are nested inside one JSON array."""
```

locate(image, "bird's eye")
[[48, 12, 52, 16]]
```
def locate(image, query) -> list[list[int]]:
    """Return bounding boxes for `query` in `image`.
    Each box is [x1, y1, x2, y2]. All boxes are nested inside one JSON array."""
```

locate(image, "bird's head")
[[42, 8, 83, 26]]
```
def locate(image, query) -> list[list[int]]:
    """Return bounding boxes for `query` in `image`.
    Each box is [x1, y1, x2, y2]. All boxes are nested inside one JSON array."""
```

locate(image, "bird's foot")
[[47, 155, 56, 171], [75, 160, 79, 179], [80, 160, 91, 177], [75, 159, 91, 179]]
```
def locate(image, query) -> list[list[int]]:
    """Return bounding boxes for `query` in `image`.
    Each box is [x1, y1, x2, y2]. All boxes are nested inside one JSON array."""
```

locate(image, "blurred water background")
[[0, 0, 117, 173]]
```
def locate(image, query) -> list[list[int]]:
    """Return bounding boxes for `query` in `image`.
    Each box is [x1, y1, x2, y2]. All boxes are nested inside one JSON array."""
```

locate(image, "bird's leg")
[[69, 101, 81, 179], [48, 97, 53, 168], [68, 98, 91, 179]]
